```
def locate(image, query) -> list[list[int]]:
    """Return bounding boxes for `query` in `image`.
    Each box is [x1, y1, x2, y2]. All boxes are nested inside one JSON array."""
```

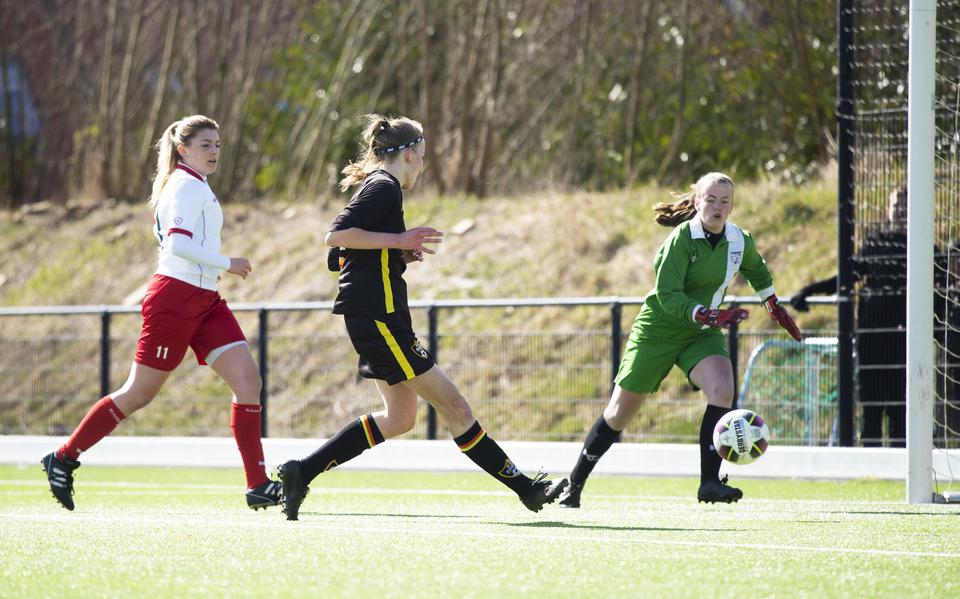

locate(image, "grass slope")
[[0, 178, 838, 323], [0, 178, 841, 439], [2, 466, 957, 598]]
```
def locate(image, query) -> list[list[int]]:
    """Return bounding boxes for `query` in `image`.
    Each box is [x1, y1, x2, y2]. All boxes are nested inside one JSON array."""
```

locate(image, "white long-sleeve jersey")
[[153, 163, 230, 290]]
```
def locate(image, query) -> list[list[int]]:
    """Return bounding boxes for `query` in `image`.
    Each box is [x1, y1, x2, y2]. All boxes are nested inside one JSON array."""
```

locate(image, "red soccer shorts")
[[134, 274, 246, 371]]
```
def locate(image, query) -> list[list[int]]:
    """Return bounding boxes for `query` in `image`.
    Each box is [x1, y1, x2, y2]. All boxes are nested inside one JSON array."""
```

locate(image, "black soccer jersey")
[[330, 170, 409, 315]]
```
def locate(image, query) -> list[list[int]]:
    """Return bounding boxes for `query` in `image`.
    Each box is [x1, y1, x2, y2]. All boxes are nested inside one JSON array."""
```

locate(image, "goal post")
[[905, 0, 936, 504]]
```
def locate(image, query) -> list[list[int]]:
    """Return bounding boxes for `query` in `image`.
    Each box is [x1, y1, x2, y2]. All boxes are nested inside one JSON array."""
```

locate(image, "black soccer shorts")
[[343, 310, 434, 384]]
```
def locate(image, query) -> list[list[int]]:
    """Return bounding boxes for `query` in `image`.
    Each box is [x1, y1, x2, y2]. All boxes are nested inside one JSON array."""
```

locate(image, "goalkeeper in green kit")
[[558, 172, 802, 507]]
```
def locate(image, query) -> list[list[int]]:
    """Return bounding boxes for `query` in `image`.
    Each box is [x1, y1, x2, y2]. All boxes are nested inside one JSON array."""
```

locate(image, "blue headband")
[[376, 135, 424, 156]]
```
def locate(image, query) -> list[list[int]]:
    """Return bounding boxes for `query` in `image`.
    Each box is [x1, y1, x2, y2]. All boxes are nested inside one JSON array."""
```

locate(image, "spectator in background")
[[791, 187, 907, 447]]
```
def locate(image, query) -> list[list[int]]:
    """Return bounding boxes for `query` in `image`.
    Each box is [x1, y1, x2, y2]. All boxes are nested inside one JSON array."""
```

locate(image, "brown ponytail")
[[653, 172, 734, 227], [339, 114, 424, 191]]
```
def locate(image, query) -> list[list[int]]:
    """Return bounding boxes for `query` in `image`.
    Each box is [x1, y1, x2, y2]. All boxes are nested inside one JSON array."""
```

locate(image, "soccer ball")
[[712, 408, 770, 465]]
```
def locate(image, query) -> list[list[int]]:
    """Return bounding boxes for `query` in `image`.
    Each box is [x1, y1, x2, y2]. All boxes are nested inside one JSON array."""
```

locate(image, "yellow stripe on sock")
[[458, 429, 487, 452], [360, 415, 376, 448], [374, 320, 415, 379], [381, 249, 394, 314]]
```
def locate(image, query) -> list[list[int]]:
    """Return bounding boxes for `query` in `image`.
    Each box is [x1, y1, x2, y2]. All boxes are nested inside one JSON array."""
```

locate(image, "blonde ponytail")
[[148, 115, 219, 208]]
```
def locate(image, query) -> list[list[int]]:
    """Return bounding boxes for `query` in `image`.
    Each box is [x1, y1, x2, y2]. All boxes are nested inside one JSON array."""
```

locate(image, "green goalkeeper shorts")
[[614, 321, 729, 394]]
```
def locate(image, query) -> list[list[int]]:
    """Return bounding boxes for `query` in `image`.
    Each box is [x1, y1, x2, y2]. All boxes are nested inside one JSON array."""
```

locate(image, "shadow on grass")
[[502, 520, 732, 532], [837, 510, 957, 517], [302, 512, 476, 519]]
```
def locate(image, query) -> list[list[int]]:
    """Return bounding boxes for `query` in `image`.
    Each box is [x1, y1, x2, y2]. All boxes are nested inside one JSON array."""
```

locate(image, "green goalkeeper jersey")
[[635, 218, 775, 335]]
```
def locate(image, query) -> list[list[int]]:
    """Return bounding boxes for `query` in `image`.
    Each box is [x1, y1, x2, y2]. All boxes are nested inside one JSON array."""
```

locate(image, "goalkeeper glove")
[[694, 306, 749, 329], [763, 294, 803, 341]]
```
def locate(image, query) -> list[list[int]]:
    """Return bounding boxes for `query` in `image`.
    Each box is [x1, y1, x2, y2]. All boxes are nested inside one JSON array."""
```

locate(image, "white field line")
[[1, 489, 226, 496], [1, 512, 959, 560], [0, 479, 911, 506]]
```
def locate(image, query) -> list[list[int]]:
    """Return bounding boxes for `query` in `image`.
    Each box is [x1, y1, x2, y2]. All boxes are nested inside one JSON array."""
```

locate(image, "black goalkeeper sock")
[[300, 414, 385, 482], [454, 421, 532, 496], [569, 414, 621, 486], [700, 404, 731, 484]]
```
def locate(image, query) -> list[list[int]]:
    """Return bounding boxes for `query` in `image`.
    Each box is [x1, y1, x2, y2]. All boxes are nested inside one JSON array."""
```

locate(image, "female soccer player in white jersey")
[[277, 114, 567, 520], [557, 172, 802, 507], [41, 115, 280, 511]]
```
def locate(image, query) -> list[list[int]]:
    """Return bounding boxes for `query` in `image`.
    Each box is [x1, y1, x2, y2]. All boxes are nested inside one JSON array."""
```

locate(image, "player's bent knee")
[[232, 372, 262, 400], [248, 373, 263, 395], [706, 386, 735, 408], [398, 410, 417, 433], [382, 410, 417, 436], [113, 391, 155, 414]]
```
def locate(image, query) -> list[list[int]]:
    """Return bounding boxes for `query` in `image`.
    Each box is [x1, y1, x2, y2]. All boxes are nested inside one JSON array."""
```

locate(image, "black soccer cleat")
[[697, 475, 743, 504], [278, 460, 309, 521], [41, 452, 80, 511], [520, 472, 568, 513], [557, 481, 583, 509], [246, 479, 282, 510]]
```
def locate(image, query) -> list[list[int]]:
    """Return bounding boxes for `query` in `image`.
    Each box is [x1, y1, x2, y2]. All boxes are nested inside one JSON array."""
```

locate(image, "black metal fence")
[[0, 296, 842, 444]]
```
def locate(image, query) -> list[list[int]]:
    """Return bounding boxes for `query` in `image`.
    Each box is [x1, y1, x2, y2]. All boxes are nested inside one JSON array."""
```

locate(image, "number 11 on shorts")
[[156, 346, 169, 360]]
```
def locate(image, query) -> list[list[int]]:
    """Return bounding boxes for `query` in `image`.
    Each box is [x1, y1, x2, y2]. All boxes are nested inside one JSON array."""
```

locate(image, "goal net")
[[847, 0, 960, 501]]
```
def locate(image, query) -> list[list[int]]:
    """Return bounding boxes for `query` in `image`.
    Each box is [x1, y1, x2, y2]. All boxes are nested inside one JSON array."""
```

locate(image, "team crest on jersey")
[[411, 338, 429, 359], [174, 216, 183, 225], [498, 459, 520, 478], [730, 251, 742, 265], [690, 253, 699, 264]]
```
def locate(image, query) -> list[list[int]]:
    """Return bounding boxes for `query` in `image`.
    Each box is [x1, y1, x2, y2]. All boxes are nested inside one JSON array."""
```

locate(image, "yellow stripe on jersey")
[[380, 248, 394, 313], [375, 319, 415, 379], [359, 415, 376, 448]]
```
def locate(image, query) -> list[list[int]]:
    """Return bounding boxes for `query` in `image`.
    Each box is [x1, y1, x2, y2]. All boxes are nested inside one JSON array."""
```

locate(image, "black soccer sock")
[[300, 414, 385, 482], [454, 421, 532, 496], [569, 414, 621, 487], [700, 404, 731, 484]]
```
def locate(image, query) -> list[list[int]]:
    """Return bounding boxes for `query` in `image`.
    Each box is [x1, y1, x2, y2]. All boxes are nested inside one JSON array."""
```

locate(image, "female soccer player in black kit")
[[278, 114, 566, 520]]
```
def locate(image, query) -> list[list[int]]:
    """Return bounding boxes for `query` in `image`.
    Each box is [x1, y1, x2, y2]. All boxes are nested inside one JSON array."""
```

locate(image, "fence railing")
[[0, 296, 840, 444]]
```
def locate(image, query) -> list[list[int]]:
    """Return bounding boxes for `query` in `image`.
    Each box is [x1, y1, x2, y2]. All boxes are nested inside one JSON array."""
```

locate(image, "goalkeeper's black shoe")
[[279, 460, 309, 521], [697, 475, 743, 504], [520, 473, 568, 513], [557, 481, 583, 508], [246, 479, 282, 510], [41, 452, 80, 511]]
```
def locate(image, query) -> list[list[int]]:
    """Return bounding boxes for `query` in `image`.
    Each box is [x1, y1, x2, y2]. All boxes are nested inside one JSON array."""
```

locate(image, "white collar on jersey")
[[690, 215, 738, 241]]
